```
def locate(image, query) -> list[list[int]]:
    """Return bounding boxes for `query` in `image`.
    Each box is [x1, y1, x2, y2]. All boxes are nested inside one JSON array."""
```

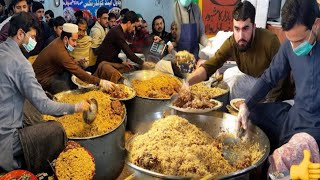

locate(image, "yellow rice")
[[131, 74, 181, 98], [128, 115, 264, 179], [43, 90, 124, 138], [190, 82, 227, 98], [56, 147, 95, 180]]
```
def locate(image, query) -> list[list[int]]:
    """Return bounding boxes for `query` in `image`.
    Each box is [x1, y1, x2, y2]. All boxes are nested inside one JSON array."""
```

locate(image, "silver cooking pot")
[[125, 110, 270, 180], [54, 88, 126, 180], [122, 70, 180, 132], [122, 70, 230, 131]]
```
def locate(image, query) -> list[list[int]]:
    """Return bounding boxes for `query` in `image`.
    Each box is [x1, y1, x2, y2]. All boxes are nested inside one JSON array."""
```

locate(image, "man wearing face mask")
[[185, 1, 293, 103], [237, 0, 320, 151], [0, 12, 90, 173], [32, 23, 115, 94], [171, 0, 208, 60]]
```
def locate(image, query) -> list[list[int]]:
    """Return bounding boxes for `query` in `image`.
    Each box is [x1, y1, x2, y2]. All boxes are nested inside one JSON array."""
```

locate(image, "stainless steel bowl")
[[122, 70, 181, 131], [125, 110, 270, 180], [54, 89, 127, 180], [122, 70, 230, 132]]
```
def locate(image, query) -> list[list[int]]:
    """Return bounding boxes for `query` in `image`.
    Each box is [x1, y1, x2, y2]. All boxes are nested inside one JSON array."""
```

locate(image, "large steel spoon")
[[83, 98, 98, 124]]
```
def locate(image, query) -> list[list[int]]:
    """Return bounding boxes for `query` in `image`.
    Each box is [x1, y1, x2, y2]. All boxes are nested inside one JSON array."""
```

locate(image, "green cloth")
[[202, 28, 280, 78]]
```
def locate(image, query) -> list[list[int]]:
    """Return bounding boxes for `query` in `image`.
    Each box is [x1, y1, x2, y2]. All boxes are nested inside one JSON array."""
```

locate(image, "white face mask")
[[65, 38, 74, 52], [179, 0, 192, 7], [66, 43, 74, 52], [22, 34, 37, 53]]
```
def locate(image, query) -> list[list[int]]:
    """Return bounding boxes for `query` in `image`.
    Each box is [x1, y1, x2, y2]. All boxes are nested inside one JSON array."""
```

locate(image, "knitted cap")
[[63, 23, 78, 33]]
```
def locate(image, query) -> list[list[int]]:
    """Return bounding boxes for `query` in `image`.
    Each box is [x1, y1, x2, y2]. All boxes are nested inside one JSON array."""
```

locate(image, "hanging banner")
[[63, 0, 121, 22], [201, 0, 240, 35]]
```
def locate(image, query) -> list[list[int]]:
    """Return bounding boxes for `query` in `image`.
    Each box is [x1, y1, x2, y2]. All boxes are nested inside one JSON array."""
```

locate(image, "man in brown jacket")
[[33, 23, 114, 94]]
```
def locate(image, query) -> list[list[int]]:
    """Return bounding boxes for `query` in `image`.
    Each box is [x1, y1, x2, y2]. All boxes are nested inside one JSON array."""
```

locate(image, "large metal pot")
[[181, 73, 230, 112], [126, 110, 270, 180], [54, 89, 126, 180], [122, 70, 179, 132], [211, 80, 230, 112], [123, 70, 230, 131]]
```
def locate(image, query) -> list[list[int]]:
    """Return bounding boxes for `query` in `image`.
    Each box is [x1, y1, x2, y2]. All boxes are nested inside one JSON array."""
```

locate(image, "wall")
[[43, 0, 174, 32], [122, 0, 174, 32], [43, 0, 63, 18]]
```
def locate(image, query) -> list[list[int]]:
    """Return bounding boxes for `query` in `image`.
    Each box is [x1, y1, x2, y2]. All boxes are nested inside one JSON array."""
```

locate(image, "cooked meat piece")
[[173, 89, 217, 109], [111, 100, 123, 115], [104, 84, 130, 99], [136, 153, 160, 169]]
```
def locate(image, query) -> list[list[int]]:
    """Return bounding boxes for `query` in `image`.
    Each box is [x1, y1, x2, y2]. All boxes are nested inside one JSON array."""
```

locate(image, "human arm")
[[17, 63, 76, 115], [200, 37, 233, 78], [59, 51, 101, 85], [245, 43, 291, 110], [116, 33, 144, 65], [237, 43, 292, 130], [186, 66, 207, 86]]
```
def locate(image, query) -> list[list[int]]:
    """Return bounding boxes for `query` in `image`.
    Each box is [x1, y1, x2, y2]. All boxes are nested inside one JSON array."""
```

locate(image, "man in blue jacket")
[[237, 0, 320, 151]]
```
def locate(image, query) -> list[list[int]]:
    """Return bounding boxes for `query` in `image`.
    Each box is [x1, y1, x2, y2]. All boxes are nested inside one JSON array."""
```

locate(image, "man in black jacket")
[[95, 10, 153, 77]]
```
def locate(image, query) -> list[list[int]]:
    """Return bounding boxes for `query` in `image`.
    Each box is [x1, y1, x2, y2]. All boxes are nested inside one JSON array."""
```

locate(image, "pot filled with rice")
[[43, 88, 126, 180], [126, 111, 270, 179]]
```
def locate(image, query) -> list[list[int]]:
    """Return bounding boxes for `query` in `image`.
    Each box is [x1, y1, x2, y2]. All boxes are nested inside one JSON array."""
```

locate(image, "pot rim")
[[53, 89, 127, 140], [125, 112, 270, 179], [69, 107, 127, 140]]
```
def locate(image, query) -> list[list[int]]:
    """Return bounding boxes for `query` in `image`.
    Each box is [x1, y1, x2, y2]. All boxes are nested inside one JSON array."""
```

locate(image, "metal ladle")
[[204, 74, 223, 88], [83, 98, 98, 124]]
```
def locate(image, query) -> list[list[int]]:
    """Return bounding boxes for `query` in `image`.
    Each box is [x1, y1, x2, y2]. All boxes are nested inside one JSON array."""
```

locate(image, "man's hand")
[[196, 59, 206, 69], [77, 58, 88, 69], [291, 150, 320, 180], [153, 36, 162, 42], [167, 43, 174, 54], [180, 79, 190, 92], [99, 79, 115, 91], [122, 61, 134, 69], [75, 101, 90, 112], [142, 61, 155, 70], [236, 103, 250, 136]]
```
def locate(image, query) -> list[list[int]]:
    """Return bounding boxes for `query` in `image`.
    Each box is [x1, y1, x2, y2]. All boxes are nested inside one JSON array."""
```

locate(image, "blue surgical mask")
[[179, 0, 192, 7], [292, 31, 317, 56], [66, 42, 74, 52], [23, 36, 37, 53]]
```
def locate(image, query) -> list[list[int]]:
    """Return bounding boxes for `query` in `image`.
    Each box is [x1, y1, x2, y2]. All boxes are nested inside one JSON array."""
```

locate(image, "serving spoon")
[[83, 98, 98, 124]]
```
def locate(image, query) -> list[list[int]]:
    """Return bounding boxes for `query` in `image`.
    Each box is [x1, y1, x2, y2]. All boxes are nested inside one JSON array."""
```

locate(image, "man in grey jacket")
[[0, 12, 89, 173]]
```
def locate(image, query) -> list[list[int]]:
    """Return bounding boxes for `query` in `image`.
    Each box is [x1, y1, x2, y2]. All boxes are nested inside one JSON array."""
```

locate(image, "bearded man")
[[186, 1, 294, 102]]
